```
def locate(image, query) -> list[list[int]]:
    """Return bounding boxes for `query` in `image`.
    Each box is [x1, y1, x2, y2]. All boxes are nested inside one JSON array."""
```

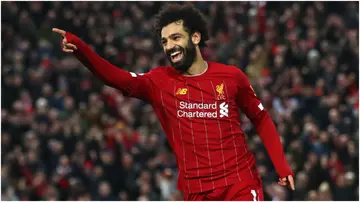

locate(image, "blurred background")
[[1, 1, 359, 201]]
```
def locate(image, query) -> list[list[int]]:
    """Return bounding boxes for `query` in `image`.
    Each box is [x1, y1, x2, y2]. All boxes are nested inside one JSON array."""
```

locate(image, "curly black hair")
[[153, 3, 209, 48]]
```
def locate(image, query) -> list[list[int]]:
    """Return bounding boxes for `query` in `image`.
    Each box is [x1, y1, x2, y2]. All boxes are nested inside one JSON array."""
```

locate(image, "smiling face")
[[161, 20, 198, 73]]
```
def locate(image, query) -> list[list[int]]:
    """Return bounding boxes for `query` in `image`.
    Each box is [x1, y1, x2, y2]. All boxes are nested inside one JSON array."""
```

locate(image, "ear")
[[191, 32, 201, 45]]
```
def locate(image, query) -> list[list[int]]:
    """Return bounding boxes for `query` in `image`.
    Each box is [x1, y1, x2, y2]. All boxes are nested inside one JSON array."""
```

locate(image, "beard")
[[166, 39, 197, 73]]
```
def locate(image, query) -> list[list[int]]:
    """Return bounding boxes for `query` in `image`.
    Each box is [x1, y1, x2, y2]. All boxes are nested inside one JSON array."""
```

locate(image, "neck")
[[183, 51, 207, 76]]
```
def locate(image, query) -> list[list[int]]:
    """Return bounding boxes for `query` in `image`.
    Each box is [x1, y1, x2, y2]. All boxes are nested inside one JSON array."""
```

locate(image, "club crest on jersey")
[[176, 88, 188, 95], [216, 83, 225, 100]]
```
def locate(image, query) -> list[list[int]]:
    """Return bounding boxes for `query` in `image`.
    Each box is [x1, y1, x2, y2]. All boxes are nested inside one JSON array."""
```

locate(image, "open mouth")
[[170, 51, 183, 63]]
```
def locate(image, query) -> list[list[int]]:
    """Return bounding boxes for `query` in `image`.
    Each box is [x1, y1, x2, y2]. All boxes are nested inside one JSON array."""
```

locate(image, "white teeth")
[[171, 51, 181, 56]]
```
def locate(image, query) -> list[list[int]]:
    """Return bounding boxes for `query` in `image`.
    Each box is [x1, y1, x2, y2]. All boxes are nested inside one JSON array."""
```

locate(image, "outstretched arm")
[[235, 68, 295, 190], [52, 28, 152, 101]]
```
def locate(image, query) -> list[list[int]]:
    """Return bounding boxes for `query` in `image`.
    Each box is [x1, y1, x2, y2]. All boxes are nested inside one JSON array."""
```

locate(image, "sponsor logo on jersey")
[[219, 102, 229, 117], [177, 101, 228, 118]]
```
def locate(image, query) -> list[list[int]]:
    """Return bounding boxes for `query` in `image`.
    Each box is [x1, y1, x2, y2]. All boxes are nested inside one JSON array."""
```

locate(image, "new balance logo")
[[219, 102, 228, 117], [176, 88, 188, 95]]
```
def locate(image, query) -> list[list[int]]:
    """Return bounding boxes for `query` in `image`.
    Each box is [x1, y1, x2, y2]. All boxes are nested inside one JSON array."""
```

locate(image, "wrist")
[[278, 165, 294, 178], [65, 32, 78, 44]]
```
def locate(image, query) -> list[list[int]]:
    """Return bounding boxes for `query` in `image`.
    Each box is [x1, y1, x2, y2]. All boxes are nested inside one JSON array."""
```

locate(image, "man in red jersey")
[[52, 3, 295, 201]]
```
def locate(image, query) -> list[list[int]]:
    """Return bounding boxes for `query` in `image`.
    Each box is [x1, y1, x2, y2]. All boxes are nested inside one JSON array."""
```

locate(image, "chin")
[[173, 63, 190, 73]]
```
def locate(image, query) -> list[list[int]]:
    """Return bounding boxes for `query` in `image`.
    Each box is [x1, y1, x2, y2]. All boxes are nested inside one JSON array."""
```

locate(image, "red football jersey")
[[66, 32, 293, 194], [124, 62, 264, 193]]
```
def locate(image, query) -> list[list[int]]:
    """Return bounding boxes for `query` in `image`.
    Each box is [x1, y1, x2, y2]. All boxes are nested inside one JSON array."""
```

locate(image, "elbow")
[[251, 110, 271, 131]]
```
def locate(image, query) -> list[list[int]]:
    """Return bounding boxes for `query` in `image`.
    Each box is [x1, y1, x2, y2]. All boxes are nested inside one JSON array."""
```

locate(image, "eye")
[[173, 36, 181, 41]]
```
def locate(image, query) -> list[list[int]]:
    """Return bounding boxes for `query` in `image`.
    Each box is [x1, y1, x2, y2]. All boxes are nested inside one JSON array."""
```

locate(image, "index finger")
[[52, 28, 66, 37], [288, 175, 295, 190]]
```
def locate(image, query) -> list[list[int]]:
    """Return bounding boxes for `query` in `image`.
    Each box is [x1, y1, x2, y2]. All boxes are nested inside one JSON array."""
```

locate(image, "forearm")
[[65, 32, 134, 91], [252, 111, 293, 178]]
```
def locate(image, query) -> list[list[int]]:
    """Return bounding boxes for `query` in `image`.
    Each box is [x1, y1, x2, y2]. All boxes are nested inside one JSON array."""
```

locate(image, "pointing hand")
[[52, 28, 77, 53]]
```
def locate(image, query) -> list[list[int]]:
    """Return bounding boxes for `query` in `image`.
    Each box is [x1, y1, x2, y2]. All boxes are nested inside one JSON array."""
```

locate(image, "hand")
[[52, 28, 77, 53], [278, 175, 295, 190]]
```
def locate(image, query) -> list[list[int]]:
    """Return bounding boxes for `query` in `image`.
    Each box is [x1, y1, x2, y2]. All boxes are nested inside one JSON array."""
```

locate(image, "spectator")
[[1, 1, 358, 201]]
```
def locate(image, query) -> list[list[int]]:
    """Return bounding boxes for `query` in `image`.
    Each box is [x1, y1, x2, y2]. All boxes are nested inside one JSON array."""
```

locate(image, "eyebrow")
[[161, 33, 184, 41]]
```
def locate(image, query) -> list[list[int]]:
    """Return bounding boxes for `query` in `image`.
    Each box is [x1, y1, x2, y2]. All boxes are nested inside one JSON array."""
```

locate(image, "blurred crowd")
[[1, 1, 359, 201]]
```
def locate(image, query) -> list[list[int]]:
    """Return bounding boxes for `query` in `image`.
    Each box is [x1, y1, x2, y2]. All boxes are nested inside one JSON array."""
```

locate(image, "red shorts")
[[184, 178, 264, 201]]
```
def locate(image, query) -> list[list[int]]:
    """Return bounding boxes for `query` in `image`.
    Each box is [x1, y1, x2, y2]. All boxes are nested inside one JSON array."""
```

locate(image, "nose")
[[165, 40, 176, 52]]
